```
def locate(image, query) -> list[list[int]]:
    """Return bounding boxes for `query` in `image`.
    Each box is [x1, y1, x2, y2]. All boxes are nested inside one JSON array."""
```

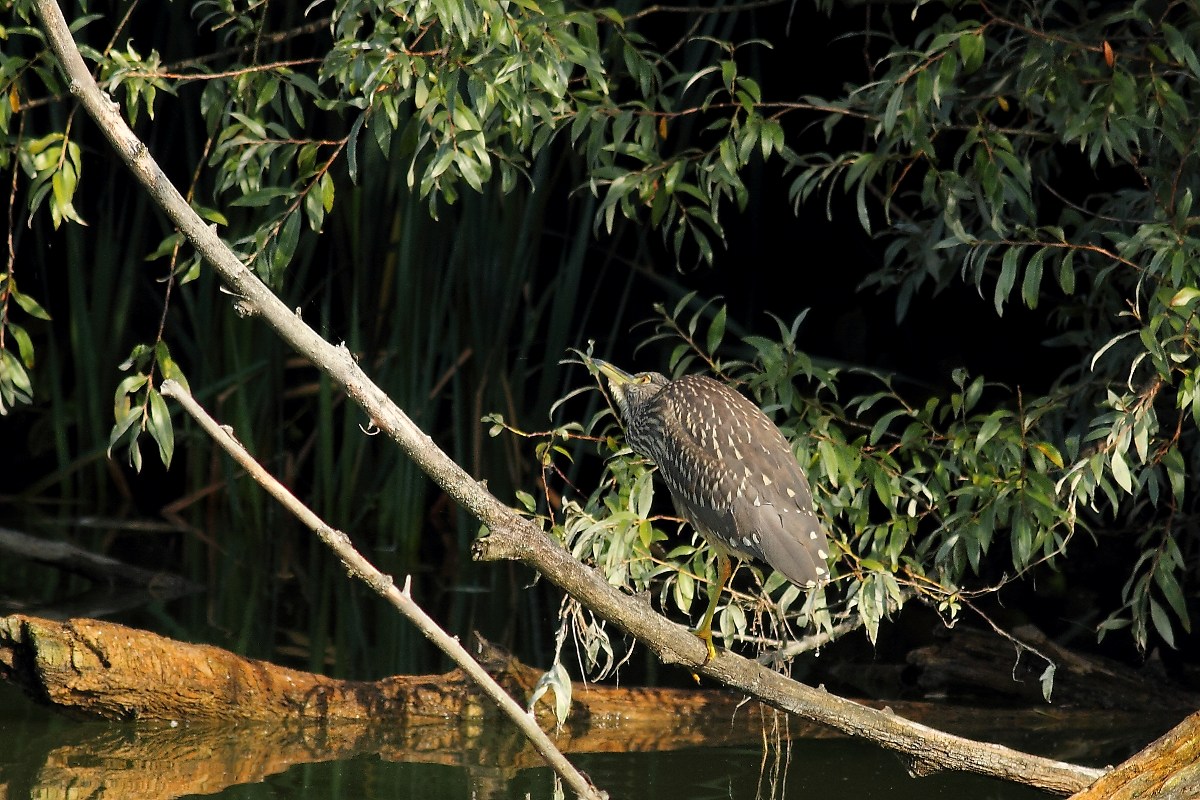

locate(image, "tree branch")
[[32, 0, 1104, 795], [158, 379, 602, 800]]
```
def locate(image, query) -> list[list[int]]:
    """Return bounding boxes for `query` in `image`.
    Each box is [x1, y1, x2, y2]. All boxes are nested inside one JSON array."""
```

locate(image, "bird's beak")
[[592, 359, 636, 387], [592, 359, 634, 419]]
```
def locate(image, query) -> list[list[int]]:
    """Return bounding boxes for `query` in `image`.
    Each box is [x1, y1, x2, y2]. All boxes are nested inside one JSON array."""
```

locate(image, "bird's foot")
[[694, 627, 719, 665]]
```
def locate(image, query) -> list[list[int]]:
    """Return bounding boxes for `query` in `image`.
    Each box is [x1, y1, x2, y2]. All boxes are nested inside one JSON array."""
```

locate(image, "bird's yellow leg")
[[695, 550, 732, 664]]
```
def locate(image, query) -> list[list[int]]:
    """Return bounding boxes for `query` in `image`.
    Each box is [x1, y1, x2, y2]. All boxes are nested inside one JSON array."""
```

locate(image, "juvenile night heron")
[[595, 360, 830, 662]]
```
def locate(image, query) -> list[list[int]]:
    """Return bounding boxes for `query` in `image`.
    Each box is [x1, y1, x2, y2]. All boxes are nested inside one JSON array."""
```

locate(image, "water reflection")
[[0, 683, 1113, 800]]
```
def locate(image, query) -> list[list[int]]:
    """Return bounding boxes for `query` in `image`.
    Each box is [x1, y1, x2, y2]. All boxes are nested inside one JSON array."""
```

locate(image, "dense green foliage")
[[501, 1, 1200, 671], [2, 0, 1198, 684], [795, 0, 1200, 654]]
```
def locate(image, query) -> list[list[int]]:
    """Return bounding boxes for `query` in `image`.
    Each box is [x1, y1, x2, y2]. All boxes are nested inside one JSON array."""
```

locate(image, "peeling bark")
[[1069, 711, 1200, 800]]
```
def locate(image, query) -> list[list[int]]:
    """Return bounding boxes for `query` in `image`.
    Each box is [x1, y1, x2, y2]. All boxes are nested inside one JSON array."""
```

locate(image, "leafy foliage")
[[783, 0, 1200, 651], [0, 272, 49, 414], [108, 341, 188, 471], [4, 0, 1199, 672]]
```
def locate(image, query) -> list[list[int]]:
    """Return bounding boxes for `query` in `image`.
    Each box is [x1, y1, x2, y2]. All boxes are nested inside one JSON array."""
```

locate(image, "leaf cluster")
[[782, 0, 1200, 651], [534, 289, 1193, 662]]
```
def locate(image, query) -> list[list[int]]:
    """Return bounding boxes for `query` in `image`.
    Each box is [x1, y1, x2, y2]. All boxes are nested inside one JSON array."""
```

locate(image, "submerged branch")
[[0, 526, 199, 595]]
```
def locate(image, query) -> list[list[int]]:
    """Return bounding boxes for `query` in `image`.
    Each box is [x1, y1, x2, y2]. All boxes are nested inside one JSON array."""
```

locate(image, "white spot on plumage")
[[818, 549, 828, 559], [809, 530, 819, 540], [762, 474, 772, 486], [786, 487, 797, 498]]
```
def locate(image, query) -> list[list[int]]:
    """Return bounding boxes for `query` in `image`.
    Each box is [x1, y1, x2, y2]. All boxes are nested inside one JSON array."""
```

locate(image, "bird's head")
[[593, 360, 669, 428]]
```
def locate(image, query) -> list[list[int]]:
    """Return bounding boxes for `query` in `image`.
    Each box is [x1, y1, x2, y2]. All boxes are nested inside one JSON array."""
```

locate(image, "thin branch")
[[123, 58, 322, 82], [752, 614, 865, 666], [625, 0, 785, 22], [169, 17, 332, 70], [160, 379, 604, 800]]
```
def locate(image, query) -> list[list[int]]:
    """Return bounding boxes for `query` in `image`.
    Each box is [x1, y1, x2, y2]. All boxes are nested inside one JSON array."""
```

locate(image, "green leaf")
[[156, 347, 190, 393], [0, 350, 33, 412], [1162, 23, 1200, 81], [1038, 662, 1055, 703], [994, 246, 1021, 315], [958, 32, 985, 74], [1033, 441, 1064, 469], [882, 85, 904, 135], [8, 322, 34, 368], [1149, 598, 1176, 648], [1110, 450, 1132, 493], [198, 204, 228, 226], [346, 112, 366, 184], [320, 172, 335, 212], [372, 112, 393, 155], [230, 187, 293, 208], [1021, 248, 1045, 309], [855, 176, 871, 233], [1057, 252, 1075, 294], [147, 387, 175, 468], [273, 211, 301, 274], [706, 305, 726, 355], [118, 343, 152, 372], [869, 408, 906, 446], [107, 405, 142, 455], [1153, 565, 1190, 632], [11, 288, 51, 320], [975, 412, 1003, 451], [113, 373, 149, 410], [1169, 287, 1200, 307]]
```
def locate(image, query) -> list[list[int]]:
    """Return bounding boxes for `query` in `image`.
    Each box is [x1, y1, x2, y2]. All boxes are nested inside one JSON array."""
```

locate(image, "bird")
[[593, 360, 830, 663]]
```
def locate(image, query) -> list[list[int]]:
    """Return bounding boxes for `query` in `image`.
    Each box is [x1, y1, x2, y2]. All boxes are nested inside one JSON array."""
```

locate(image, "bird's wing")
[[652, 379, 829, 587], [730, 452, 829, 587]]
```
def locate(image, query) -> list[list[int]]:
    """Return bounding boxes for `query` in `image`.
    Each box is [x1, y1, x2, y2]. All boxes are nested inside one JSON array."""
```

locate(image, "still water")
[[0, 681, 1056, 800], [181, 744, 1049, 799]]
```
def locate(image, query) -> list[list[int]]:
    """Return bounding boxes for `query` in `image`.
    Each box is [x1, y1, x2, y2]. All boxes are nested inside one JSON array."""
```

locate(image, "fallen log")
[[1069, 710, 1200, 800], [0, 613, 795, 738], [11, 613, 1200, 798], [905, 623, 1200, 712], [0, 614, 1179, 757]]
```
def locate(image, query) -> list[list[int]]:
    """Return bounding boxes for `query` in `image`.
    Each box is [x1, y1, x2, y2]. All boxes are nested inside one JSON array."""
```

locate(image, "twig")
[[752, 615, 864, 666], [159, 379, 604, 800]]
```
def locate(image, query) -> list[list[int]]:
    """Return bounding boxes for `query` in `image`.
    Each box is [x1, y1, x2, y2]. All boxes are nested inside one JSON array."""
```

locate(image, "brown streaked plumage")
[[595, 360, 830, 662]]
